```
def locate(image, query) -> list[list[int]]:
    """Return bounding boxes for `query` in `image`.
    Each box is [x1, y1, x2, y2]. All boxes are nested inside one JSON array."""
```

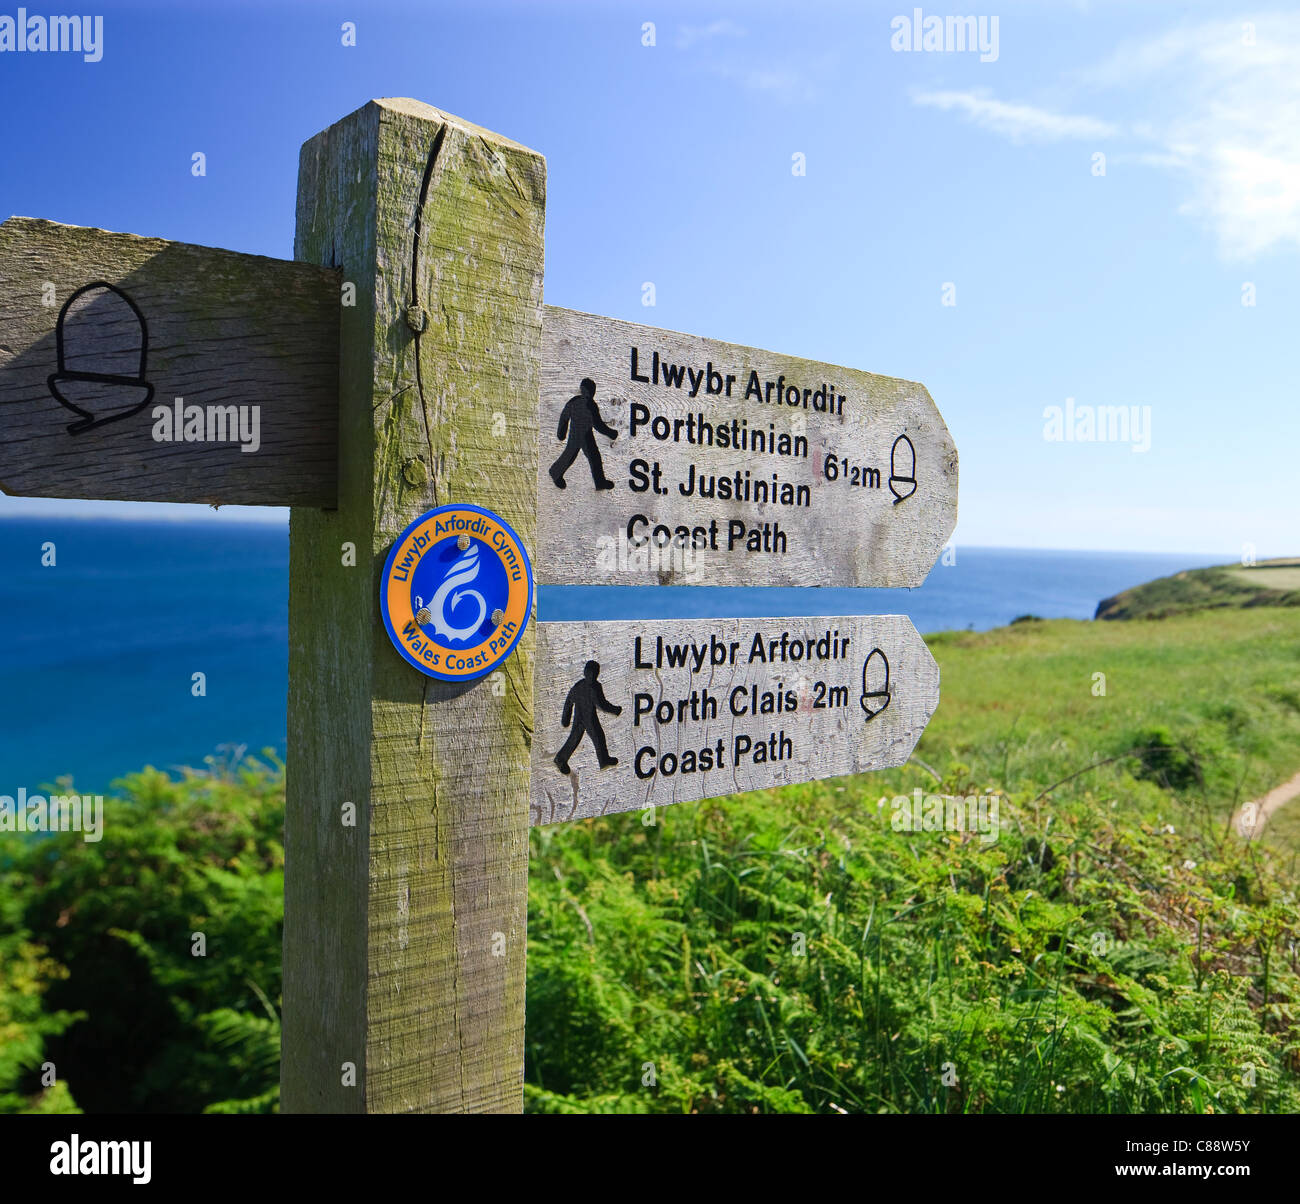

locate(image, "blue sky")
[[1, 0, 1296, 556]]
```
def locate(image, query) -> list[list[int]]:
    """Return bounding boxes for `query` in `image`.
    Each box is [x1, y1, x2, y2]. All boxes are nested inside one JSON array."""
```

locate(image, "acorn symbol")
[[47, 282, 155, 434], [860, 647, 891, 721], [888, 434, 917, 505]]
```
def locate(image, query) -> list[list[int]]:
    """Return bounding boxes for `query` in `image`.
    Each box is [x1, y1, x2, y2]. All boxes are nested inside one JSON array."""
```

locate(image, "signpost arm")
[[283, 98, 545, 1113]]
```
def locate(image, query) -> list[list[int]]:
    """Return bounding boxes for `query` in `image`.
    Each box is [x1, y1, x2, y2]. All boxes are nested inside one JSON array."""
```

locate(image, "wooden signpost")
[[0, 96, 958, 1114]]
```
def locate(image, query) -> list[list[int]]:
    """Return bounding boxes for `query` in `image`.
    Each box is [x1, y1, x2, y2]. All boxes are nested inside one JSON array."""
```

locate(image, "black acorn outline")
[[860, 647, 891, 721], [888, 433, 917, 505], [47, 281, 155, 435]]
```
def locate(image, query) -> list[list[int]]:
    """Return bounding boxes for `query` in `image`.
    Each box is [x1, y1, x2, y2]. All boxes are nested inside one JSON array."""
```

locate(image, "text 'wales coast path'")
[[538, 306, 958, 587]]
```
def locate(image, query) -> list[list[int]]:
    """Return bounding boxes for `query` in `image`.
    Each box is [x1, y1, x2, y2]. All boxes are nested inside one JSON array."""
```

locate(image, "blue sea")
[[0, 516, 1223, 793]]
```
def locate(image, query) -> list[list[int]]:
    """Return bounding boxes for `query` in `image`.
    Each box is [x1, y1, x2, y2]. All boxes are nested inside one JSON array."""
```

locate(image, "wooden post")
[[282, 98, 545, 1113]]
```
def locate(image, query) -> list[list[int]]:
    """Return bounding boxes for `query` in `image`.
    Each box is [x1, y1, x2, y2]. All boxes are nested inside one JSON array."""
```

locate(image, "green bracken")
[[2, 609, 1298, 1113]]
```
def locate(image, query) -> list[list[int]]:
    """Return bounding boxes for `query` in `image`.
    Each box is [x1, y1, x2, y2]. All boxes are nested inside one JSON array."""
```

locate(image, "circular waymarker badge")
[[380, 504, 534, 682]]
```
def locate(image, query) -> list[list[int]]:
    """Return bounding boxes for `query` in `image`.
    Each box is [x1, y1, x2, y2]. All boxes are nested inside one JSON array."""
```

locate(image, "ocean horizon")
[[0, 515, 1227, 793]]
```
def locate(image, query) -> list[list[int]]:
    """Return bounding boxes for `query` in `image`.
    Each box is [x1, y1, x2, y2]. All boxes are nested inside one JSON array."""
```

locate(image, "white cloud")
[[912, 89, 1117, 143], [912, 14, 1300, 260], [1088, 15, 1300, 260]]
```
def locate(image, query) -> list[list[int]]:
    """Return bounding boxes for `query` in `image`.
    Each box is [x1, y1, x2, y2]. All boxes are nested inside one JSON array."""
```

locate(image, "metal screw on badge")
[[457, 534, 469, 549], [492, 608, 504, 626]]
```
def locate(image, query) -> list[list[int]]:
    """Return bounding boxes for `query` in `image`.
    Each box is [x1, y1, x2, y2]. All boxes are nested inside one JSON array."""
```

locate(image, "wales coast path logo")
[[381, 504, 533, 682]]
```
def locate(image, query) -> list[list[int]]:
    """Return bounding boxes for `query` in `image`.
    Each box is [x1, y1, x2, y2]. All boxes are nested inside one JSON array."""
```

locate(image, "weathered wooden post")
[[282, 98, 545, 1113]]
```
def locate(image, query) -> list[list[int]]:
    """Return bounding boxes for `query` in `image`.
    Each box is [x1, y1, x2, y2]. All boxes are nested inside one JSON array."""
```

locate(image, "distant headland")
[[1096, 557, 1300, 620]]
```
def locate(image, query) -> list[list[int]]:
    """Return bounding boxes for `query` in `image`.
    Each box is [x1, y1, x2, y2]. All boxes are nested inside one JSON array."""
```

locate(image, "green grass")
[[916, 610, 1300, 835], [1225, 566, 1300, 591], [1266, 793, 1300, 851]]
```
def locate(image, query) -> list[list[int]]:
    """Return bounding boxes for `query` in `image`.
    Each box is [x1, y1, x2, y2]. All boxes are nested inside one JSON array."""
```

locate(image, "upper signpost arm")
[[0, 217, 339, 506]]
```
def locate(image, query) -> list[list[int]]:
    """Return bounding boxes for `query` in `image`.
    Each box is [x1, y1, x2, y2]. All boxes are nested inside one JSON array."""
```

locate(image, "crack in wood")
[[410, 124, 448, 505]]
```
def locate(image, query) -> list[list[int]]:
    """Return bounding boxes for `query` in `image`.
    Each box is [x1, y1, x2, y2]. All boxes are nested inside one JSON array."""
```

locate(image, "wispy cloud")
[[709, 57, 831, 103], [912, 89, 1117, 142], [675, 19, 829, 103], [675, 20, 745, 51], [911, 14, 1300, 260]]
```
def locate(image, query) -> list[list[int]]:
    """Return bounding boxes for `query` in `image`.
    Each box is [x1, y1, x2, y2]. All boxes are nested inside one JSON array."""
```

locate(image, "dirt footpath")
[[1232, 768, 1300, 839]]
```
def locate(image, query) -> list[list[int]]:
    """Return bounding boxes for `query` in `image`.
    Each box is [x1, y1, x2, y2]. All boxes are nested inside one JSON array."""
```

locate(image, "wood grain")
[[0, 217, 339, 505], [531, 615, 939, 825], [537, 306, 958, 588], [282, 98, 544, 1113]]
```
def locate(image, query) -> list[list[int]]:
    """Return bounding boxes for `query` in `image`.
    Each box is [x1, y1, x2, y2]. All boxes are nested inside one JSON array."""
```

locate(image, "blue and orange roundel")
[[380, 504, 533, 682]]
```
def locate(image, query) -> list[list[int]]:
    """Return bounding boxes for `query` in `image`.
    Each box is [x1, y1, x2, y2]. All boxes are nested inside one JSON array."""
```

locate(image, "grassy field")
[[1225, 565, 1300, 591], [915, 609, 1300, 841], [4, 609, 1299, 1114]]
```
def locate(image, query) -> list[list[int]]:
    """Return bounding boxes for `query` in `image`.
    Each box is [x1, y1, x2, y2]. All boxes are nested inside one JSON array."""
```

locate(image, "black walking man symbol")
[[554, 660, 623, 774], [549, 377, 618, 490]]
